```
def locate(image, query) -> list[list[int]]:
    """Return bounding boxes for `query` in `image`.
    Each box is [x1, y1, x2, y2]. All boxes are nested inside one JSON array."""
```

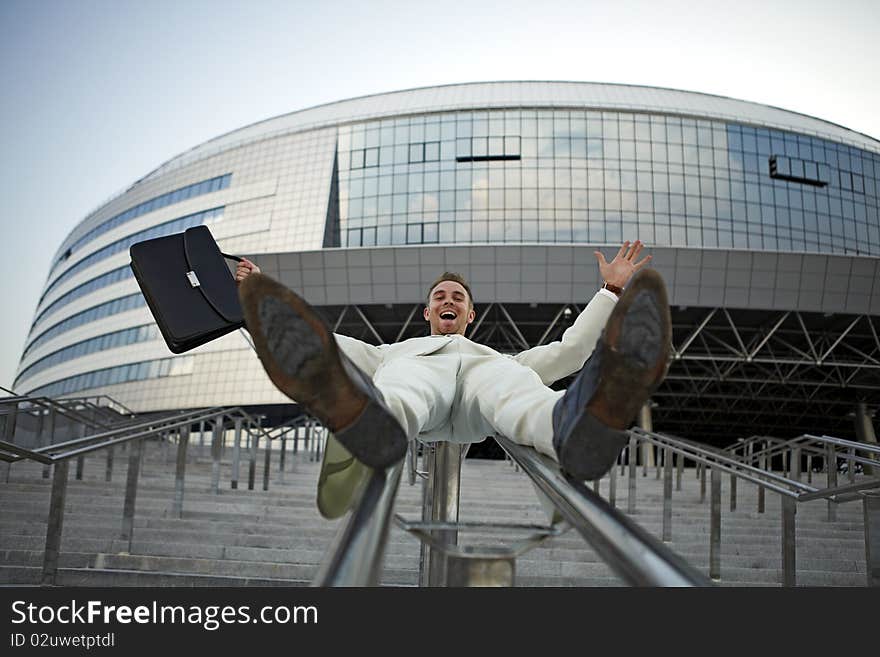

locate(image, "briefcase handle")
[[221, 253, 243, 263]]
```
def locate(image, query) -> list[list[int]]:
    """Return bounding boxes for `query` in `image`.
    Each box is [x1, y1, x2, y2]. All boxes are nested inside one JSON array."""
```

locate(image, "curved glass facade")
[[16, 82, 880, 411], [336, 110, 880, 255]]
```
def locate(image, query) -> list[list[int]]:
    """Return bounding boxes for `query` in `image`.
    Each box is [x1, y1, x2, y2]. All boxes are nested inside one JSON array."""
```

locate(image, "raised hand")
[[234, 258, 261, 284], [593, 240, 652, 289]]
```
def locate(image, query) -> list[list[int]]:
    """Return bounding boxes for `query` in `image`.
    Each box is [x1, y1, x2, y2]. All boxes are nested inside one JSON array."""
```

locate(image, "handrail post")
[[105, 446, 114, 482], [418, 444, 435, 587], [42, 408, 55, 479], [172, 425, 190, 517], [41, 460, 69, 585], [427, 441, 463, 587], [781, 495, 797, 587], [676, 451, 683, 491], [847, 447, 856, 484], [709, 467, 721, 580], [699, 462, 706, 503], [627, 435, 637, 514], [211, 418, 222, 494], [1, 401, 16, 483], [248, 430, 258, 490], [662, 446, 673, 541], [408, 440, 418, 486], [120, 437, 144, 552], [198, 420, 206, 458], [263, 434, 272, 491], [863, 490, 880, 587], [608, 453, 617, 507], [758, 452, 766, 514], [792, 446, 801, 482], [729, 473, 737, 512], [231, 418, 242, 489], [826, 444, 838, 522], [806, 454, 812, 484]]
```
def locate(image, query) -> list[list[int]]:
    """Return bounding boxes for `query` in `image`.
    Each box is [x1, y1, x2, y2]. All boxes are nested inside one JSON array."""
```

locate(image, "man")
[[235, 241, 670, 484]]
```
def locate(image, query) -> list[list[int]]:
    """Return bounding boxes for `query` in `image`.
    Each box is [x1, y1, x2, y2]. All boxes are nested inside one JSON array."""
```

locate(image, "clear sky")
[[1, 0, 878, 391]]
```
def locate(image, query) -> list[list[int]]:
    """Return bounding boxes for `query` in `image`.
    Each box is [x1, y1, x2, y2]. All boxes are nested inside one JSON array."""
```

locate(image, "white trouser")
[[372, 346, 564, 460]]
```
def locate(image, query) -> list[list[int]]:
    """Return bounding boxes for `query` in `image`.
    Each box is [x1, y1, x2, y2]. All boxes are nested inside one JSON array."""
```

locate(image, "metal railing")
[[316, 433, 713, 587], [627, 427, 880, 586], [1, 401, 322, 586]]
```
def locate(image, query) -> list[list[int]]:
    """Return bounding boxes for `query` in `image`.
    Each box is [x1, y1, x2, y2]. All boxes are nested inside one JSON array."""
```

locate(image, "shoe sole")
[[558, 269, 671, 481], [239, 274, 407, 469], [587, 268, 671, 428]]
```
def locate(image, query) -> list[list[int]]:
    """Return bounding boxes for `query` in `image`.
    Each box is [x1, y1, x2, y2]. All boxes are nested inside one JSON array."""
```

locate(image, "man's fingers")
[[633, 254, 653, 270], [593, 251, 608, 266], [631, 241, 644, 260], [616, 242, 628, 260]]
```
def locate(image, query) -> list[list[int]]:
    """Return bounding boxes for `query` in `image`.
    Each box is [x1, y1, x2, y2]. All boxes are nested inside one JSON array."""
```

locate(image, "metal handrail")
[[633, 428, 880, 503], [0, 407, 228, 463], [495, 435, 710, 586], [630, 428, 814, 497], [313, 462, 403, 586], [720, 432, 880, 498]]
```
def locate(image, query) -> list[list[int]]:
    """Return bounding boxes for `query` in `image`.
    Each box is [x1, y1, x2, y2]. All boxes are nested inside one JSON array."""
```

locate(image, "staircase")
[[0, 441, 869, 586]]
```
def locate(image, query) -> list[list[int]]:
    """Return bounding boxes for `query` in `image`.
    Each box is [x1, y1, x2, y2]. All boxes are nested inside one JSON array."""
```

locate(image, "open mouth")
[[440, 311, 457, 320]]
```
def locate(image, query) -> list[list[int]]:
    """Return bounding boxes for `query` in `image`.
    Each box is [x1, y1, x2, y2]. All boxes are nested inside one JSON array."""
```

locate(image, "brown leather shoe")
[[239, 273, 407, 469], [552, 268, 671, 480]]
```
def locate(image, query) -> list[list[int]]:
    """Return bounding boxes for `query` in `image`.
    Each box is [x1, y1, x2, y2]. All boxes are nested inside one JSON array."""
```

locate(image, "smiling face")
[[424, 280, 475, 335]]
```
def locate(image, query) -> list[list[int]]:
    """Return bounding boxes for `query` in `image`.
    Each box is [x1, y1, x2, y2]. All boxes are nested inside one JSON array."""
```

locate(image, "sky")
[[1, 0, 878, 391]]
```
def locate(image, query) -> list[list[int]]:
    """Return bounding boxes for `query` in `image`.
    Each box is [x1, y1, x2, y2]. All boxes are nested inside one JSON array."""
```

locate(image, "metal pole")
[[211, 419, 222, 494], [792, 447, 801, 482], [638, 402, 653, 475], [847, 447, 856, 484], [42, 408, 55, 479], [782, 495, 797, 587], [418, 444, 436, 587], [1, 402, 16, 483], [627, 435, 637, 514], [729, 473, 737, 512], [263, 437, 272, 491], [758, 453, 766, 514], [806, 454, 812, 484], [609, 454, 617, 507], [827, 443, 838, 522], [71, 422, 86, 481], [105, 446, 114, 482], [676, 451, 683, 492], [863, 490, 880, 587], [199, 420, 206, 458], [248, 432, 258, 491], [700, 463, 706, 503], [854, 402, 878, 477], [662, 446, 673, 541], [231, 418, 242, 489], [408, 440, 418, 486], [120, 438, 144, 552], [428, 441, 463, 587], [41, 460, 69, 585], [172, 425, 190, 517], [709, 467, 721, 580]]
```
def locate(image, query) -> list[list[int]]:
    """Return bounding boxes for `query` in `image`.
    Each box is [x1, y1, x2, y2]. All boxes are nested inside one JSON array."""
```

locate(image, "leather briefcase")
[[129, 225, 245, 354]]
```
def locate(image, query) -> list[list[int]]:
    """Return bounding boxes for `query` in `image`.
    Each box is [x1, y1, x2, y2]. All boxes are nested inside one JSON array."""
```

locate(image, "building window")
[[456, 136, 521, 162], [351, 147, 380, 169], [408, 141, 440, 164], [769, 155, 829, 186]]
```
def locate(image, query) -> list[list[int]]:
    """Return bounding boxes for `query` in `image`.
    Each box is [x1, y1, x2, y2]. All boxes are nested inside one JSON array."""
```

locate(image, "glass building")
[[15, 82, 880, 443]]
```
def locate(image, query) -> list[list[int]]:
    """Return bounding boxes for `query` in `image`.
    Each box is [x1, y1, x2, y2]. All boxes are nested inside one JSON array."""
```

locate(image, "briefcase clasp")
[[186, 271, 201, 288]]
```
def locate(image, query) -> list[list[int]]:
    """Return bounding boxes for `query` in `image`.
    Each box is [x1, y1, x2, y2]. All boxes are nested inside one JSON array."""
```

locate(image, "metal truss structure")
[[315, 302, 880, 445]]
